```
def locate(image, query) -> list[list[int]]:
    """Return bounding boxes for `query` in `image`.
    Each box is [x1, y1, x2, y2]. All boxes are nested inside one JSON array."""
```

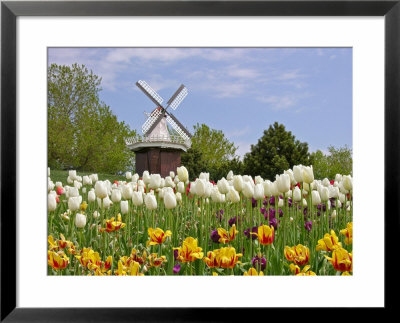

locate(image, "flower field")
[[47, 166, 353, 276]]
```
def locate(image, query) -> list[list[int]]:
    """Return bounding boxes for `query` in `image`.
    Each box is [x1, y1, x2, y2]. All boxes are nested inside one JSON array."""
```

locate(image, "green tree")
[[311, 145, 352, 179], [48, 63, 135, 173], [243, 122, 311, 180], [181, 123, 240, 181]]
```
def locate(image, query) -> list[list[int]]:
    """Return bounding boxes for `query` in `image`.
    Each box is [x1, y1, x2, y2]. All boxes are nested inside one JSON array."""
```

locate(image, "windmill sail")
[[165, 112, 192, 141], [136, 80, 164, 107], [142, 108, 164, 135], [167, 84, 188, 110]]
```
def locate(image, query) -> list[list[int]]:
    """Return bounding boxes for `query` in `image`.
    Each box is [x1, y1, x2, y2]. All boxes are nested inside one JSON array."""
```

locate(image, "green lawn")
[[49, 169, 128, 185]]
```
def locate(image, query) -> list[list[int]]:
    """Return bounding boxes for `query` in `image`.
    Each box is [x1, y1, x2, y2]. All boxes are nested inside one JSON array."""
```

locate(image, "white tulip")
[[243, 181, 254, 199], [88, 190, 96, 203], [98, 196, 112, 209], [148, 174, 162, 189], [177, 182, 185, 194], [337, 200, 342, 208], [217, 178, 230, 194], [328, 186, 339, 198], [89, 174, 98, 183], [233, 175, 244, 192], [177, 166, 189, 182], [343, 175, 353, 191], [111, 189, 122, 203], [263, 180, 273, 196], [76, 176, 82, 183], [320, 187, 329, 202], [68, 196, 81, 212], [144, 193, 157, 210], [278, 198, 284, 207], [303, 198, 308, 207], [285, 190, 292, 198], [142, 171, 151, 185], [312, 190, 321, 205], [132, 173, 139, 182], [255, 176, 263, 185], [175, 192, 182, 203], [211, 187, 221, 203], [331, 210, 337, 219], [302, 166, 314, 184], [95, 181, 108, 199], [75, 213, 87, 228], [93, 211, 99, 219], [165, 176, 175, 188], [338, 182, 349, 194], [121, 184, 133, 200], [68, 187, 79, 198], [69, 170, 77, 180], [227, 187, 240, 203], [253, 183, 264, 200], [322, 178, 330, 187], [67, 176, 74, 184], [55, 181, 63, 188], [74, 180, 82, 190], [293, 165, 303, 183], [164, 191, 177, 209], [335, 174, 342, 183], [270, 181, 280, 196], [48, 179, 55, 192], [227, 170, 234, 181], [284, 169, 297, 185], [132, 191, 143, 206], [194, 178, 206, 197], [293, 186, 301, 202], [82, 176, 92, 186], [276, 174, 290, 193], [121, 200, 129, 214], [199, 172, 209, 182], [126, 172, 132, 180], [48, 194, 57, 212], [303, 183, 310, 192]]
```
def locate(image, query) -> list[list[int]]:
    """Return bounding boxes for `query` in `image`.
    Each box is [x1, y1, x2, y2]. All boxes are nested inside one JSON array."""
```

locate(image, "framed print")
[[1, 0, 399, 321]]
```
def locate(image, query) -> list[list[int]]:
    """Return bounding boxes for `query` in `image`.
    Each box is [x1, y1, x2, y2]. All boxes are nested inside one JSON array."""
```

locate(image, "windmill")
[[126, 80, 192, 177]]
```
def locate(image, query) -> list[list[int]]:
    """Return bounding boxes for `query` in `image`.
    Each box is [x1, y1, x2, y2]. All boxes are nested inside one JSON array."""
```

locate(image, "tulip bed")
[[47, 166, 353, 276]]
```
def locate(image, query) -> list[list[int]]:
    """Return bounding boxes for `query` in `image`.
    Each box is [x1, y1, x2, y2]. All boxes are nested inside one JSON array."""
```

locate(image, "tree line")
[[48, 64, 352, 179]]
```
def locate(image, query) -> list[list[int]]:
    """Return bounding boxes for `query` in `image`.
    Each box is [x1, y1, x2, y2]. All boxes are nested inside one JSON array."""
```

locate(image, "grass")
[[49, 169, 127, 185]]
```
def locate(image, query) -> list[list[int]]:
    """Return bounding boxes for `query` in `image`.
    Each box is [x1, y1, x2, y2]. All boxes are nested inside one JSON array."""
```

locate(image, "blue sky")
[[48, 47, 352, 159]]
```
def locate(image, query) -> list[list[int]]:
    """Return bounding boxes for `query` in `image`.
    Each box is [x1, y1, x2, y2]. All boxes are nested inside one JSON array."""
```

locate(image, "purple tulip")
[[174, 249, 179, 261], [288, 198, 293, 207], [329, 198, 336, 208], [173, 263, 181, 274], [278, 208, 284, 217], [244, 226, 258, 240], [269, 196, 276, 205], [304, 220, 312, 232], [252, 256, 267, 271], [263, 199, 269, 206], [228, 216, 242, 227], [269, 217, 278, 230], [260, 207, 266, 215], [210, 229, 221, 243]]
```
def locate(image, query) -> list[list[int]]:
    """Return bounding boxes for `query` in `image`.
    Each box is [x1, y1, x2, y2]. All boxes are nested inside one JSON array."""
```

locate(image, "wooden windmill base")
[[135, 147, 182, 178]]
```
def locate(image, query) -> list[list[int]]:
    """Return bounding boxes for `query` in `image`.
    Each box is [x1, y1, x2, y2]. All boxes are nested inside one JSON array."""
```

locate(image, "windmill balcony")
[[126, 135, 192, 152]]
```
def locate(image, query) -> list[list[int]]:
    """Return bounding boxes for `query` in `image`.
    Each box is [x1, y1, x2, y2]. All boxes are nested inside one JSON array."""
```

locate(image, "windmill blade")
[[136, 80, 164, 107], [142, 108, 164, 135], [167, 84, 188, 110], [165, 112, 192, 141]]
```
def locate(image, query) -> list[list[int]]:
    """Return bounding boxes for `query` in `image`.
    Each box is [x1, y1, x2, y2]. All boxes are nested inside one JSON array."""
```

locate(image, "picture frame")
[[1, 0, 398, 320]]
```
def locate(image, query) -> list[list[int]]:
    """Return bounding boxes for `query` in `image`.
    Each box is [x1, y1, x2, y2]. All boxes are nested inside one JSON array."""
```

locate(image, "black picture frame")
[[1, 0, 398, 321]]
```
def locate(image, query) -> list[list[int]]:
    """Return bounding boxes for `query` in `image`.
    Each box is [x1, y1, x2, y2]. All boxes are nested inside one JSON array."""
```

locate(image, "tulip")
[[211, 187, 223, 203], [82, 176, 92, 186], [164, 191, 177, 209], [316, 230, 342, 251], [121, 184, 133, 200], [302, 165, 314, 184], [339, 193, 346, 204], [75, 212, 87, 228], [88, 190, 96, 203], [48, 179, 55, 192], [276, 174, 290, 193], [270, 181, 279, 196], [340, 222, 353, 245], [312, 190, 321, 205], [148, 174, 161, 189], [144, 193, 157, 210], [89, 174, 98, 183], [263, 180, 273, 196], [292, 186, 301, 202], [203, 250, 219, 268], [325, 247, 352, 272], [69, 170, 77, 180], [293, 165, 303, 183], [199, 172, 210, 181], [233, 175, 244, 192], [68, 196, 81, 212], [126, 172, 132, 180], [194, 178, 207, 197], [252, 225, 274, 245], [132, 173, 139, 182], [111, 189, 122, 203], [175, 192, 182, 203], [103, 213, 126, 233], [217, 178, 230, 194], [68, 187, 79, 198], [130, 190, 143, 206], [243, 181, 254, 199], [227, 187, 240, 203], [252, 255, 267, 271], [121, 200, 129, 214], [48, 250, 69, 270], [164, 176, 175, 188], [284, 244, 310, 266], [244, 268, 264, 276], [227, 170, 234, 181], [320, 187, 329, 202], [95, 181, 108, 199], [217, 224, 238, 244], [343, 175, 353, 191], [142, 170, 151, 185], [253, 183, 264, 200], [177, 166, 189, 182], [174, 237, 203, 263], [215, 247, 242, 269], [147, 227, 172, 246], [328, 186, 339, 198], [48, 194, 57, 212]]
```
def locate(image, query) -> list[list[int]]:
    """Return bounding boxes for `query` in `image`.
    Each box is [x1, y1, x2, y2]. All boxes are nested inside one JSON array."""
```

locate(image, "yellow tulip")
[[289, 264, 316, 276], [48, 250, 69, 270], [148, 253, 167, 267], [129, 261, 144, 276], [244, 268, 264, 276], [252, 225, 275, 245], [217, 224, 238, 244], [284, 244, 310, 266], [174, 237, 204, 263], [103, 213, 126, 233], [48, 235, 58, 250], [203, 250, 219, 268], [215, 247, 242, 269], [340, 222, 353, 245], [325, 247, 352, 272], [316, 230, 342, 252], [147, 227, 172, 246]]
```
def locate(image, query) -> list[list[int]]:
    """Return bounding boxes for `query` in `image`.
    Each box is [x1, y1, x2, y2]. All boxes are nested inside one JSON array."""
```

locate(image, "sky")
[[48, 47, 352, 159]]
